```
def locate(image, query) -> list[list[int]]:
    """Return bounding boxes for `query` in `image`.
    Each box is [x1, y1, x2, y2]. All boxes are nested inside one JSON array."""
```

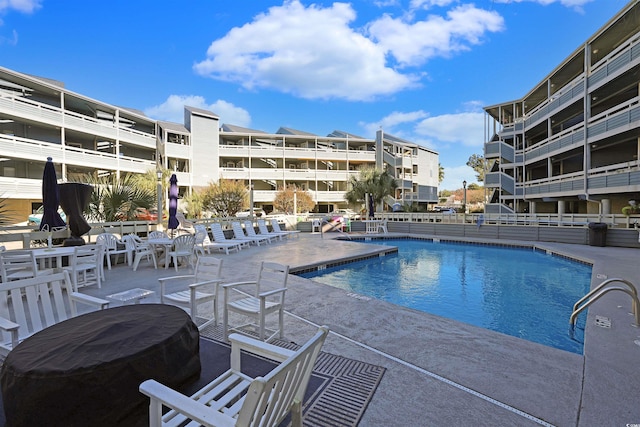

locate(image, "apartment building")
[[0, 66, 438, 220], [483, 0, 640, 216]]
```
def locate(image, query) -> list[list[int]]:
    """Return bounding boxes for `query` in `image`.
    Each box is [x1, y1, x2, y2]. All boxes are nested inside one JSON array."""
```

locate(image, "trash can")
[[588, 222, 607, 247]]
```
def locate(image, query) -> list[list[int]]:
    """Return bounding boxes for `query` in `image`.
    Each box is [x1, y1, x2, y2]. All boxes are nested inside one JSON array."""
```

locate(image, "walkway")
[[82, 232, 640, 426]]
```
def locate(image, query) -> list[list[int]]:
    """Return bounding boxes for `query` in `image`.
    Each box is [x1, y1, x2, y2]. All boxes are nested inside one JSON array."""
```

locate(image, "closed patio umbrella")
[[39, 157, 66, 232], [59, 182, 93, 245], [368, 193, 375, 218], [168, 174, 179, 234]]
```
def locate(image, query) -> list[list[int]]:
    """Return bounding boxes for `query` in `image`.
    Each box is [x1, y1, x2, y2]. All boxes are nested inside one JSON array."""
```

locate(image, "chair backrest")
[[256, 219, 271, 235], [237, 326, 329, 426], [210, 223, 229, 242], [72, 244, 102, 264], [194, 256, 223, 282], [231, 222, 247, 239], [121, 235, 137, 252], [243, 221, 259, 237], [0, 270, 76, 352], [255, 261, 289, 296], [270, 219, 284, 232], [172, 234, 195, 253], [0, 250, 38, 282], [149, 230, 169, 239], [96, 233, 118, 250]]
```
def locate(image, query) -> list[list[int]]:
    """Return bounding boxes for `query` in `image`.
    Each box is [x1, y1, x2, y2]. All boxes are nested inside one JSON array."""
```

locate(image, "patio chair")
[[243, 220, 275, 244], [140, 325, 329, 427], [271, 218, 300, 238], [231, 221, 267, 246], [209, 223, 247, 252], [223, 261, 289, 342], [0, 270, 109, 356], [96, 233, 131, 270], [63, 244, 103, 291], [0, 250, 48, 283], [377, 219, 388, 234], [158, 256, 223, 330], [166, 234, 196, 271], [122, 234, 157, 271]]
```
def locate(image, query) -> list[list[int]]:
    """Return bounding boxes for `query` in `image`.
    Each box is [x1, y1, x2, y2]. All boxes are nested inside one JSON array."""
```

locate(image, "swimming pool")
[[300, 239, 592, 354]]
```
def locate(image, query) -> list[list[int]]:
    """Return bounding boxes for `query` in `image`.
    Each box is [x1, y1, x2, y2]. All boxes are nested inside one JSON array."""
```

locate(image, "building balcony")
[[0, 94, 156, 149], [522, 171, 584, 198]]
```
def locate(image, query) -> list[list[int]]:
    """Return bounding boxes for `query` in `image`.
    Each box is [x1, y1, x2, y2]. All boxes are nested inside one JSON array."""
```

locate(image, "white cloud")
[[414, 112, 485, 148], [144, 95, 251, 127], [440, 164, 478, 191], [359, 110, 429, 136], [194, 1, 417, 101], [368, 4, 504, 67], [194, 0, 506, 101], [0, 0, 41, 14]]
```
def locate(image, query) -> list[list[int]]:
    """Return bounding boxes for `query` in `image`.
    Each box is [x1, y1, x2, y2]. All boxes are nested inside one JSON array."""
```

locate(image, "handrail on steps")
[[570, 278, 640, 328]]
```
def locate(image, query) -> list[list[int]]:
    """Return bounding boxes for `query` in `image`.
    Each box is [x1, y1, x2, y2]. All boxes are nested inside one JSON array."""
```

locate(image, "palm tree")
[[73, 173, 155, 222], [344, 167, 398, 212]]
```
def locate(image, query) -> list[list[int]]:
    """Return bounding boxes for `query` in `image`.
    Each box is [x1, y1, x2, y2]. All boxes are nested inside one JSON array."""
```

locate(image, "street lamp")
[[462, 180, 467, 214], [156, 170, 163, 228]]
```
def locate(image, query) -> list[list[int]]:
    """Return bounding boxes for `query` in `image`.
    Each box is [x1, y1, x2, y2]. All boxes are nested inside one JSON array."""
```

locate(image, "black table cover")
[[0, 304, 201, 427]]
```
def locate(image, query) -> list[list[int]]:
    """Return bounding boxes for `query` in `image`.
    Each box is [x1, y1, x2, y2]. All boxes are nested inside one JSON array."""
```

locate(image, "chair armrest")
[[139, 380, 236, 427], [189, 279, 223, 290], [70, 292, 110, 310], [229, 333, 294, 363], [221, 280, 256, 289], [0, 316, 19, 333], [259, 287, 287, 298], [158, 275, 196, 284], [0, 316, 21, 350]]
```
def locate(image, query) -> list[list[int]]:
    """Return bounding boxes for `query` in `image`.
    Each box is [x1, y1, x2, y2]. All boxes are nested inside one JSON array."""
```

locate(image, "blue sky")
[[0, 0, 630, 190]]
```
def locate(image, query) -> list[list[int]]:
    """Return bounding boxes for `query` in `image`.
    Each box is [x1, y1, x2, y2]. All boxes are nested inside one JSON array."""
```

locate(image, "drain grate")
[[595, 315, 611, 328]]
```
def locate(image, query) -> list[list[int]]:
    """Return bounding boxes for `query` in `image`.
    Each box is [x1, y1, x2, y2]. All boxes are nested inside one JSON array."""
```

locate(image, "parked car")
[[134, 208, 165, 221], [236, 208, 266, 218], [27, 206, 67, 226], [439, 208, 457, 214]]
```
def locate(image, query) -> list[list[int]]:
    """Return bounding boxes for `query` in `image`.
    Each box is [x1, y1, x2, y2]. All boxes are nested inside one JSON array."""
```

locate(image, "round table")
[[0, 304, 201, 427]]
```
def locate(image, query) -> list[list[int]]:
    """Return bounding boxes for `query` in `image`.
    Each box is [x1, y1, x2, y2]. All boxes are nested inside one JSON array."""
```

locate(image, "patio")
[[6, 232, 640, 425]]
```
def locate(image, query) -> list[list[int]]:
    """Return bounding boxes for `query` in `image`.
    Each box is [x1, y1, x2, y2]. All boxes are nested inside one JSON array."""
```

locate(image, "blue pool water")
[[300, 239, 592, 354]]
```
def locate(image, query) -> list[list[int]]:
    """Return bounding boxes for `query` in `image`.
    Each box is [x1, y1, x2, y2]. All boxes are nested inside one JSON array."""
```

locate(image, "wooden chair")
[[158, 256, 223, 330], [123, 234, 157, 271], [140, 326, 329, 427], [0, 250, 41, 283], [96, 233, 131, 269], [0, 270, 110, 356], [166, 234, 195, 271], [63, 244, 103, 291], [223, 261, 289, 342]]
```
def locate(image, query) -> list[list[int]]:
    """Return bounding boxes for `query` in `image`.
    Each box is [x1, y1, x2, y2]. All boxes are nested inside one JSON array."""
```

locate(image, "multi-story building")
[[483, 0, 640, 216], [0, 66, 438, 220]]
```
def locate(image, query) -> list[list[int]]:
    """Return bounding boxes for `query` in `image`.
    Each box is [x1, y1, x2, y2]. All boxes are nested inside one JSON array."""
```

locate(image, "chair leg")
[[279, 308, 284, 339]]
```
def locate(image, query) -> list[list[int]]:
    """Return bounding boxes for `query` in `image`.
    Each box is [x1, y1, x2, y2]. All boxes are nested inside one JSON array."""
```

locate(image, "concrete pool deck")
[[82, 232, 640, 426]]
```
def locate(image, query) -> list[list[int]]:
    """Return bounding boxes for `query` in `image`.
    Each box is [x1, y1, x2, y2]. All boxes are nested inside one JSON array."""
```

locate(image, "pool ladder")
[[569, 278, 640, 328]]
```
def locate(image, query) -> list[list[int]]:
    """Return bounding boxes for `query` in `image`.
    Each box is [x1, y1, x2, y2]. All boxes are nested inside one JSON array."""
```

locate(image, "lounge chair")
[[140, 326, 329, 427], [231, 221, 267, 246], [243, 220, 276, 243], [194, 224, 240, 256], [256, 219, 285, 241], [209, 223, 248, 252], [271, 218, 300, 238]]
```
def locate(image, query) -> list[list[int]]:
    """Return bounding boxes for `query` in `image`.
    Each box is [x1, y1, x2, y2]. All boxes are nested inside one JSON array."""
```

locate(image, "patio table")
[[0, 304, 200, 426]]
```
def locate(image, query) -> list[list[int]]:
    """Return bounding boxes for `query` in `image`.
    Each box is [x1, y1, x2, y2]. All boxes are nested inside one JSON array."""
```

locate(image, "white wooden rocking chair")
[[140, 325, 329, 427]]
